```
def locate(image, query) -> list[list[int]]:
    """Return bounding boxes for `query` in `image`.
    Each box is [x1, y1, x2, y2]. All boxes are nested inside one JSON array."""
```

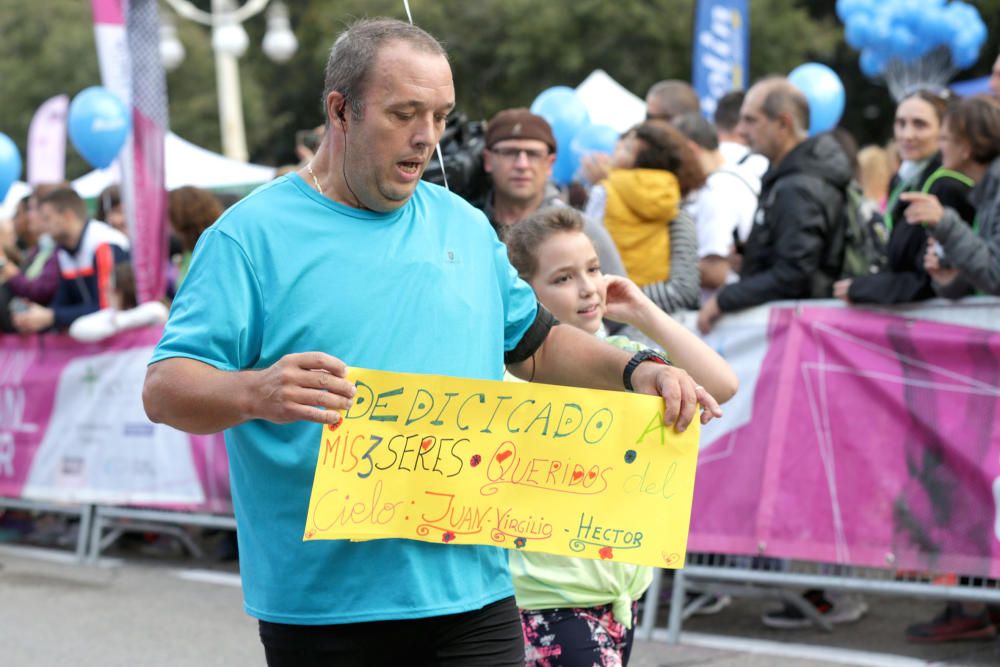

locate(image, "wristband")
[[622, 349, 671, 392]]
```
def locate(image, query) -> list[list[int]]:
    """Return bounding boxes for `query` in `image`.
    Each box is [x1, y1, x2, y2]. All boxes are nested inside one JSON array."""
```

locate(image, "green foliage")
[[0, 0, 100, 179]]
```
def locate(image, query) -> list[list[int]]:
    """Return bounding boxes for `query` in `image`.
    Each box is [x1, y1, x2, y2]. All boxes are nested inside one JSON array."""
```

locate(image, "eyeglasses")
[[490, 147, 550, 162], [645, 112, 674, 122]]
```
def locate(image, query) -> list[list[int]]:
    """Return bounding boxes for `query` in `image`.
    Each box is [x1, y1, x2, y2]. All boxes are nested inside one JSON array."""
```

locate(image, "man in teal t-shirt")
[[143, 18, 713, 666]]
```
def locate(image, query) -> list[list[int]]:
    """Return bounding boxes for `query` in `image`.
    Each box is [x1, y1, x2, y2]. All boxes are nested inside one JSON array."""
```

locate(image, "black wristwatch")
[[623, 349, 672, 392]]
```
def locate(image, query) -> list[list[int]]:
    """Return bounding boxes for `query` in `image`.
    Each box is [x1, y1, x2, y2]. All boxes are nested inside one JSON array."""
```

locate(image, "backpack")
[[840, 181, 889, 278]]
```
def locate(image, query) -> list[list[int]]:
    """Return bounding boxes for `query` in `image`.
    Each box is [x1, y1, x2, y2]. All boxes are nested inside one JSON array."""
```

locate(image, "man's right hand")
[[247, 352, 356, 426]]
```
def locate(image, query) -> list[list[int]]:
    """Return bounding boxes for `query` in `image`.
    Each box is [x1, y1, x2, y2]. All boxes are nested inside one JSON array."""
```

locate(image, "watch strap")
[[623, 349, 671, 392]]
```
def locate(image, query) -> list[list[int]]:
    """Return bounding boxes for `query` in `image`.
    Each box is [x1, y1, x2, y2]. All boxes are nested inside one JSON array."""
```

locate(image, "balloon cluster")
[[530, 86, 619, 186], [838, 0, 987, 97]]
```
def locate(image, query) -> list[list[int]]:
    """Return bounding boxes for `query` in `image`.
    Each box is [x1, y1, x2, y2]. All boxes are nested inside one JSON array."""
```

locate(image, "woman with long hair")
[[834, 90, 975, 304]]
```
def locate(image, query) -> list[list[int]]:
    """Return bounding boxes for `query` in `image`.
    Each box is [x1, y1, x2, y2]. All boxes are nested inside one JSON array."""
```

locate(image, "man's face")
[[645, 95, 672, 122], [342, 41, 455, 212], [39, 203, 76, 247], [483, 138, 554, 207], [736, 86, 781, 162], [990, 55, 1000, 98]]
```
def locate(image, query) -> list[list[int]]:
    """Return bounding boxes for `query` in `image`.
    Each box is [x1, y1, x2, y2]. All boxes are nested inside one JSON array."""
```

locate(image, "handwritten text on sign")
[[304, 368, 699, 568]]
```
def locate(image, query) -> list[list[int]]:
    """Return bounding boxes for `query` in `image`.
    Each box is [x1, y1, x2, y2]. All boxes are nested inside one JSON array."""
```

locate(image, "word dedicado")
[[304, 367, 699, 569]]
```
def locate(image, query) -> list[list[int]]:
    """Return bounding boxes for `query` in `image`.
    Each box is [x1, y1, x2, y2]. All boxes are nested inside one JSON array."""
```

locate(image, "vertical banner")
[[691, 0, 749, 119], [27, 95, 70, 186], [90, 0, 169, 303]]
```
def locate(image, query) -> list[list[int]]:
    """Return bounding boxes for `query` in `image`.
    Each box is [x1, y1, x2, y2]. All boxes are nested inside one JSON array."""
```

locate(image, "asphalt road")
[[2, 543, 999, 667]]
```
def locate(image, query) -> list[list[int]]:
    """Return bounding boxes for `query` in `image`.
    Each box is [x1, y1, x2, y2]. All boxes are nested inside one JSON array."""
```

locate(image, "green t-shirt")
[[507, 333, 657, 628]]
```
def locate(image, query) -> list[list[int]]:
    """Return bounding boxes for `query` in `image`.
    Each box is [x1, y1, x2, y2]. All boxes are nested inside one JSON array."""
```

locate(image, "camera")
[[422, 113, 490, 207]]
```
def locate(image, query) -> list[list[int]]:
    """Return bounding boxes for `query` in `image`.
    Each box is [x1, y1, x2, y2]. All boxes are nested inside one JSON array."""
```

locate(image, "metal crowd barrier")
[[0, 497, 94, 560], [639, 552, 1000, 641], [85, 506, 236, 562]]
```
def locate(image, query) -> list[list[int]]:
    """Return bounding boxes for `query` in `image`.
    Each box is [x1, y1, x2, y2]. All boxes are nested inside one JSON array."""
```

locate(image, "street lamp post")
[[159, 0, 297, 162]]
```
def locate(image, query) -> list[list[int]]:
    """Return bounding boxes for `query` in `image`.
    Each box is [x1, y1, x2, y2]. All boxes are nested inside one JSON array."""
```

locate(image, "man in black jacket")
[[698, 77, 851, 333]]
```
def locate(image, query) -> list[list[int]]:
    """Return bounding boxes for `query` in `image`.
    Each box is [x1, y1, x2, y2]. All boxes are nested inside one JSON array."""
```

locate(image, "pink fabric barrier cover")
[[0, 328, 230, 513], [690, 305, 1000, 578]]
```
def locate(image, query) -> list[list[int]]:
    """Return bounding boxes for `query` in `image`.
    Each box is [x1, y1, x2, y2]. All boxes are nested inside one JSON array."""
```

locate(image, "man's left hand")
[[13, 304, 55, 334], [630, 361, 723, 432]]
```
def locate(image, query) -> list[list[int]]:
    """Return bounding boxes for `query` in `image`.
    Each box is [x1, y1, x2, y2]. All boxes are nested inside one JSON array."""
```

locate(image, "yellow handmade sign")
[[304, 367, 699, 568]]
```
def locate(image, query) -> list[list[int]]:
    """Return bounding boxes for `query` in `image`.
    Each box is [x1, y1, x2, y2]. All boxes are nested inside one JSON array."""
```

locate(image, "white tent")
[[575, 70, 646, 134], [1, 133, 276, 219], [0, 181, 32, 220], [71, 132, 276, 199]]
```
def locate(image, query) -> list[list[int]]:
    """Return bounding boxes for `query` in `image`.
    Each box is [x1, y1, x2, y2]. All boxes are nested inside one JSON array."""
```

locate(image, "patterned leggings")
[[521, 602, 638, 667]]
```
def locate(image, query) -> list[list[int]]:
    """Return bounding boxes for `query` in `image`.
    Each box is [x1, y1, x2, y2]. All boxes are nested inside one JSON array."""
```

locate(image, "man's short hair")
[[485, 108, 556, 152], [646, 80, 700, 120], [714, 90, 745, 131], [38, 187, 86, 222], [758, 77, 810, 137], [673, 113, 720, 151], [322, 18, 447, 121]]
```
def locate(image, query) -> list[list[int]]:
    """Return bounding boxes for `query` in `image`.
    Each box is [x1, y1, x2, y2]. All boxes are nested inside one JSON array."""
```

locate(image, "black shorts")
[[258, 596, 524, 666]]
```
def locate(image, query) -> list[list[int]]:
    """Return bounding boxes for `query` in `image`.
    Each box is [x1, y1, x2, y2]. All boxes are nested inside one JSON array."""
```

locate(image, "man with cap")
[[481, 108, 626, 276], [481, 108, 560, 229]]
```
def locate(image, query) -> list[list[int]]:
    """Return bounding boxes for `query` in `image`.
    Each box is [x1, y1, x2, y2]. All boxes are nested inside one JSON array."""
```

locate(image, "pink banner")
[[90, 0, 169, 302], [690, 304, 1000, 578], [0, 328, 230, 513], [27, 95, 69, 186]]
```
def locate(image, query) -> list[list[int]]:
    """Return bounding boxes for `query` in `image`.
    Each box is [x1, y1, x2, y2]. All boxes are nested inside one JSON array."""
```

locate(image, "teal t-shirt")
[[151, 175, 538, 624]]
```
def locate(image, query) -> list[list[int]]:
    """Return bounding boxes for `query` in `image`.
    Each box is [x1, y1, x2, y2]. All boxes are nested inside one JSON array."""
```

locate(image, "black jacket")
[[717, 133, 852, 313], [848, 154, 975, 304]]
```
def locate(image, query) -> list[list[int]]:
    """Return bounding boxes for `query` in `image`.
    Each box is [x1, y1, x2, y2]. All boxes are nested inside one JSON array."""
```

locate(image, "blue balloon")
[[844, 13, 874, 50], [859, 49, 887, 78], [788, 63, 846, 135], [836, 0, 869, 23], [530, 86, 590, 185], [952, 41, 981, 70], [889, 26, 918, 61], [569, 123, 619, 164], [0, 133, 22, 201], [68, 86, 130, 169]]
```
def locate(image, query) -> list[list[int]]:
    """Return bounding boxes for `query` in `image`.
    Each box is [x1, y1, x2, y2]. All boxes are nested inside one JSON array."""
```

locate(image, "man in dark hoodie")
[[697, 77, 852, 333]]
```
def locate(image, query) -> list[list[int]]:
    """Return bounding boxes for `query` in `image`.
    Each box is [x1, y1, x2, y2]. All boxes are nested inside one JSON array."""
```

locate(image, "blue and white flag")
[[692, 0, 749, 119]]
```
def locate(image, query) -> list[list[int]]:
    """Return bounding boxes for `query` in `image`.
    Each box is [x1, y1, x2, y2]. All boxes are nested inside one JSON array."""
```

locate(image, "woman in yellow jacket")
[[585, 121, 706, 311]]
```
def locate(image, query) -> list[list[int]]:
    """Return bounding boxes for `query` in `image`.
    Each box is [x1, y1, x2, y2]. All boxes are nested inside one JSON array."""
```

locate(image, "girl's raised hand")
[[603, 274, 653, 326]]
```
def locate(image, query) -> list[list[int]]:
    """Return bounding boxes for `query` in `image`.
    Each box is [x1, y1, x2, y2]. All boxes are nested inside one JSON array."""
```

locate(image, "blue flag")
[[692, 0, 749, 119]]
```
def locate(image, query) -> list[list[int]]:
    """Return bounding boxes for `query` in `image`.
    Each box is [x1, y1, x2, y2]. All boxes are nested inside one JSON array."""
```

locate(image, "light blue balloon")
[[569, 123, 619, 164], [844, 13, 874, 50], [530, 86, 590, 185], [0, 133, 22, 201], [68, 86, 131, 169], [788, 63, 846, 135], [836, 0, 869, 23], [889, 26, 918, 61], [551, 149, 577, 187], [859, 49, 886, 78]]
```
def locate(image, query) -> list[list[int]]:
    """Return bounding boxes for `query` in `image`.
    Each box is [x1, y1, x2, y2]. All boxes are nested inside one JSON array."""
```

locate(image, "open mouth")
[[577, 304, 600, 316], [398, 160, 422, 175]]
